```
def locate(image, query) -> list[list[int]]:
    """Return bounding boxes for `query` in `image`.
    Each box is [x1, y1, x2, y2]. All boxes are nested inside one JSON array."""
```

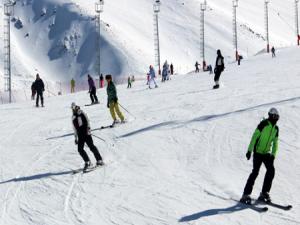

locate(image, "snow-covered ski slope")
[[0, 47, 300, 225], [0, 0, 298, 94]]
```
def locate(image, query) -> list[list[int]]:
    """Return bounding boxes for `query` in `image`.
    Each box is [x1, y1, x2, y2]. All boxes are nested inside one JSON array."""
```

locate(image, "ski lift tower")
[[3, 0, 15, 103], [153, 0, 161, 75], [95, 0, 104, 76], [296, 0, 299, 46], [233, 0, 239, 61], [200, 1, 207, 70], [264, 0, 270, 53]]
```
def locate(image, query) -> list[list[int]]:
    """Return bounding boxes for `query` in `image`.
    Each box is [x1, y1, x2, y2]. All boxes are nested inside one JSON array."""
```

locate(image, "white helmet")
[[268, 107, 279, 120], [71, 102, 76, 109]]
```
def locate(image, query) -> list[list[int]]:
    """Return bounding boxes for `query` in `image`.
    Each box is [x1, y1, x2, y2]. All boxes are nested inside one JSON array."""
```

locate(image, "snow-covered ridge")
[[0, 0, 298, 101]]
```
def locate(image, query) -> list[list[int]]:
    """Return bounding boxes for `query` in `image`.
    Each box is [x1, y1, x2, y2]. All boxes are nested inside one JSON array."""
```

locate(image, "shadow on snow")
[[118, 96, 300, 138], [0, 170, 75, 184], [178, 203, 250, 222]]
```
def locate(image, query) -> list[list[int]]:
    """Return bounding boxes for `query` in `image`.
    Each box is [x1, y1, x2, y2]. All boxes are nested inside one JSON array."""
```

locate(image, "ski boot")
[[96, 160, 104, 166], [258, 192, 271, 203], [240, 195, 252, 205], [112, 119, 120, 126], [83, 161, 91, 172]]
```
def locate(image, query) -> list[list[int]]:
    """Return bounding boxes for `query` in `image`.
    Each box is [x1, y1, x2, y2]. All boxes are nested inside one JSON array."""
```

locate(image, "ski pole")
[[91, 134, 106, 142], [118, 103, 136, 119]]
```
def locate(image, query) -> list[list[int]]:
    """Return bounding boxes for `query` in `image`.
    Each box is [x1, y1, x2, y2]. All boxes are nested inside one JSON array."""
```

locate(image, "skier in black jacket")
[[33, 74, 45, 107], [213, 50, 225, 89], [71, 103, 103, 171]]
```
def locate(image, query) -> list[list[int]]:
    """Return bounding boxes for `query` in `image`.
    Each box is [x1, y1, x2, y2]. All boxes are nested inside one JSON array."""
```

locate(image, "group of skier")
[[162, 60, 173, 82], [71, 74, 125, 171], [29, 46, 283, 204]]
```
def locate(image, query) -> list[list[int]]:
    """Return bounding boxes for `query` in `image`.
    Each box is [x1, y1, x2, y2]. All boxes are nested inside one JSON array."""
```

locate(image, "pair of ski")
[[72, 164, 104, 174], [100, 121, 126, 129], [238, 199, 292, 213]]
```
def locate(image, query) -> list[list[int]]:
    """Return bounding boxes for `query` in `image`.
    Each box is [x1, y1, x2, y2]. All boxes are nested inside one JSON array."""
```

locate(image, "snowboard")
[[85, 102, 100, 107], [237, 200, 268, 213], [72, 164, 104, 174], [257, 200, 292, 211]]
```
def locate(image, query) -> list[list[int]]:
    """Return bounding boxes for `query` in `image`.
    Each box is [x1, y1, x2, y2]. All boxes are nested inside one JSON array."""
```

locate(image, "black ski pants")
[[90, 87, 98, 103], [214, 69, 223, 82], [36, 91, 44, 106], [78, 135, 102, 162], [243, 153, 275, 195]]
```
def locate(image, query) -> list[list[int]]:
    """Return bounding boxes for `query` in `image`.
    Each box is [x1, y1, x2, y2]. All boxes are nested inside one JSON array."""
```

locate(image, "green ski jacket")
[[248, 119, 279, 157]]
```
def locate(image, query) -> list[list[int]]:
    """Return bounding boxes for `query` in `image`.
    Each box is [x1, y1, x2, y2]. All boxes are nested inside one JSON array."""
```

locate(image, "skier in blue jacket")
[[149, 65, 158, 89]]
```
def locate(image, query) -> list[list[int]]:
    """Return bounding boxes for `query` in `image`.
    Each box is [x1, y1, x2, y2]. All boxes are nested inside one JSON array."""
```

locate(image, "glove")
[[87, 128, 91, 135], [75, 139, 78, 145], [107, 102, 110, 108], [269, 154, 275, 161], [214, 68, 217, 74], [246, 151, 252, 160], [113, 97, 118, 103]]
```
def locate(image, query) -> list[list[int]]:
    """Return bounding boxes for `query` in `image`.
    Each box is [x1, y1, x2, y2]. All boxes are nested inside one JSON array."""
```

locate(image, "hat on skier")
[[71, 102, 80, 111], [105, 74, 112, 80], [268, 108, 279, 121]]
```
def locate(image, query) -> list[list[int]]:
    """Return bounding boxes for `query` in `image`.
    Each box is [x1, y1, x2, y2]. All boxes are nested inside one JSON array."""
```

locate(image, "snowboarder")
[[170, 63, 174, 75], [71, 102, 104, 171], [127, 76, 132, 88], [195, 61, 200, 73], [240, 108, 280, 204], [148, 65, 158, 88], [99, 73, 104, 88], [71, 78, 75, 93], [33, 74, 45, 107], [88, 74, 99, 104], [105, 74, 125, 125], [31, 82, 36, 100], [271, 46, 276, 58], [213, 50, 225, 89]]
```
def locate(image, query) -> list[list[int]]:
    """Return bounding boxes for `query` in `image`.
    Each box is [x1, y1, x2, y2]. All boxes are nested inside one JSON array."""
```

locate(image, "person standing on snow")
[[240, 108, 280, 204], [33, 74, 45, 107], [31, 82, 36, 100], [99, 73, 104, 88], [127, 76, 132, 88], [149, 65, 158, 88], [106, 74, 125, 125], [271, 46, 276, 58], [71, 103, 104, 171], [195, 61, 200, 73], [170, 63, 174, 75], [213, 49, 225, 89], [71, 78, 75, 93], [88, 74, 99, 104], [162, 61, 169, 82]]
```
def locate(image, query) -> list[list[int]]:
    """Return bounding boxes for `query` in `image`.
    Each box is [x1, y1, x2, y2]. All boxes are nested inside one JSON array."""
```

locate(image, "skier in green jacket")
[[240, 108, 280, 204], [105, 74, 125, 125]]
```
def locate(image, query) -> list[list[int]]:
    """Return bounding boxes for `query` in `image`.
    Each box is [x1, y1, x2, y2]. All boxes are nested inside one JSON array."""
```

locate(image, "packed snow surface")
[[0, 47, 300, 224]]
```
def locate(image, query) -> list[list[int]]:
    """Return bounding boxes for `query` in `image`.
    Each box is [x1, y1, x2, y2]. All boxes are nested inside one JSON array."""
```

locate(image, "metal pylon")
[[153, 12, 160, 74]]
